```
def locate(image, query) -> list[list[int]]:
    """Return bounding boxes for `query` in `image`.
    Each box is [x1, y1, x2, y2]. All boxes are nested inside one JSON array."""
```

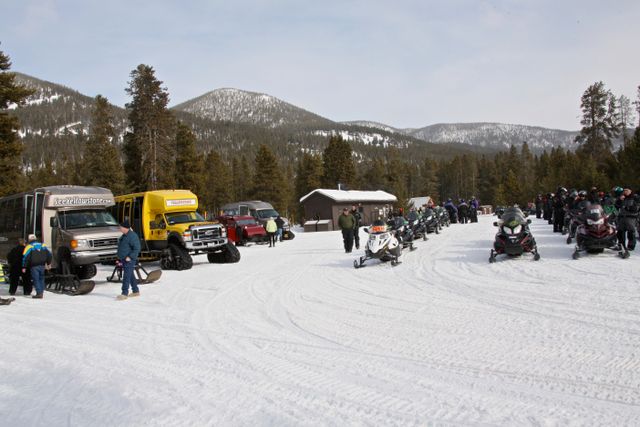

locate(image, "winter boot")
[[116, 294, 128, 301]]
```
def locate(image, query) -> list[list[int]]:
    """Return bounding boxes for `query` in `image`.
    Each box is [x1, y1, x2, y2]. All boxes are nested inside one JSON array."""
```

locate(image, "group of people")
[[264, 215, 286, 247], [443, 197, 480, 224], [1, 220, 142, 304], [537, 186, 639, 250]]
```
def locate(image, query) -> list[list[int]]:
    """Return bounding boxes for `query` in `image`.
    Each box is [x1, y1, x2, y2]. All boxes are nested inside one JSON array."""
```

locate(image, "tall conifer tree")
[[86, 95, 125, 193], [251, 144, 285, 210], [0, 47, 34, 195], [322, 135, 355, 188], [123, 64, 175, 191]]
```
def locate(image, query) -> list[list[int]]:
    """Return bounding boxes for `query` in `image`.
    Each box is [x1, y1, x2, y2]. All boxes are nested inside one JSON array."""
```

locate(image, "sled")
[[46, 273, 95, 296], [107, 263, 162, 285]]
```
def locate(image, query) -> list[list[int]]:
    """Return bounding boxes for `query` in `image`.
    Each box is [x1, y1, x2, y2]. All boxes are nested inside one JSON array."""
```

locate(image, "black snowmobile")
[[490, 207, 540, 263], [422, 208, 440, 235], [388, 216, 417, 250]]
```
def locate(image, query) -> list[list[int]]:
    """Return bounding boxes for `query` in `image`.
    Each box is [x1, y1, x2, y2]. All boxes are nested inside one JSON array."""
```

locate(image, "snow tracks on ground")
[[1, 216, 640, 426]]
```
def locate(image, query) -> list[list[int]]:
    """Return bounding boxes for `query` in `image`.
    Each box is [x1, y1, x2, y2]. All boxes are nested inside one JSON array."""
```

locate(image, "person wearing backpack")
[[22, 234, 52, 299]]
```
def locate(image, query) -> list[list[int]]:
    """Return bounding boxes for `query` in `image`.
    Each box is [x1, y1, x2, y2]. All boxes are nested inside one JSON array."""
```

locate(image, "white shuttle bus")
[[0, 185, 121, 280]]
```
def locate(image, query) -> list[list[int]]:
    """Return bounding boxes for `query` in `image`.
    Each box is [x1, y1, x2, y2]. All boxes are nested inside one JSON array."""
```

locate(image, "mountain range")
[[10, 72, 585, 167]]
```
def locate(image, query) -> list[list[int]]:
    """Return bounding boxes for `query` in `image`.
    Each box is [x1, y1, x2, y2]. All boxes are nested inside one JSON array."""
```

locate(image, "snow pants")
[[9, 269, 32, 295], [353, 226, 360, 249], [617, 217, 637, 250], [342, 229, 354, 252]]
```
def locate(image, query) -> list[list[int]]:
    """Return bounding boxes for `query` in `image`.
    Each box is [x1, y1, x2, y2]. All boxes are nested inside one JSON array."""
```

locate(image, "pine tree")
[[201, 150, 232, 216], [175, 121, 201, 193], [231, 155, 252, 201], [294, 153, 323, 219], [322, 135, 355, 188], [0, 47, 34, 195], [618, 94, 634, 145], [360, 158, 386, 191], [251, 144, 286, 210], [419, 157, 439, 201], [123, 64, 175, 191], [575, 81, 620, 163], [85, 95, 125, 193]]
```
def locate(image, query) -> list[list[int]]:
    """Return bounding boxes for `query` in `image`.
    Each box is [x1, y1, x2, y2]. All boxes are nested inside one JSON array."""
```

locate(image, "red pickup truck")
[[216, 215, 267, 245]]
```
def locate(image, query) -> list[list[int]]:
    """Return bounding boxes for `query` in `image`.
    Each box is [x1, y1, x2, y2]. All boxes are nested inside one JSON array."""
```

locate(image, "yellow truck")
[[112, 190, 240, 270]]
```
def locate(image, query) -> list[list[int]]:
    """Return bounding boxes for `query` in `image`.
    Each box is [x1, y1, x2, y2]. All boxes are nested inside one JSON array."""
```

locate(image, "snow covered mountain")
[[406, 122, 580, 152], [12, 73, 127, 138], [172, 88, 333, 128], [340, 120, 401, 134]]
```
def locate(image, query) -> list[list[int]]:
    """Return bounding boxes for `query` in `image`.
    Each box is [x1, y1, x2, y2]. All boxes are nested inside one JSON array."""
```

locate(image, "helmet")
[[578, 190, 587, 197], [613, 186, 623, 196], [558, 187, 567, 195], [570, 189, 578, 198]]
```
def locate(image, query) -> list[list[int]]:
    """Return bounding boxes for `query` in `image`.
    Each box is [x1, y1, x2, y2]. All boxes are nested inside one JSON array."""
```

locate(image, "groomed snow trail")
[[2, 216, 640, 426]]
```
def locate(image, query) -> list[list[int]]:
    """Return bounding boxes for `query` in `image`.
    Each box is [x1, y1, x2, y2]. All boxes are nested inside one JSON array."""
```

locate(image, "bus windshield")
[[165, 211, 205, 224], [59, 209, 118, 230], [256, 209, 279, 219]]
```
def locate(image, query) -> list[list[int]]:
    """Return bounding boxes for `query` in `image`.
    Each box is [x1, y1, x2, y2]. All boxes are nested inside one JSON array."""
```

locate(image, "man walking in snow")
[[116, 220, 141, 300], [338, 208, 356, 253]]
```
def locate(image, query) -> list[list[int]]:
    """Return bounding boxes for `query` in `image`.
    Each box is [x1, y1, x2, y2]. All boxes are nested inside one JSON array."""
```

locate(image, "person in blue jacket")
[[443, 198, 458, 223], [22, 234, 52, 299], [116, 220, 141, 300]]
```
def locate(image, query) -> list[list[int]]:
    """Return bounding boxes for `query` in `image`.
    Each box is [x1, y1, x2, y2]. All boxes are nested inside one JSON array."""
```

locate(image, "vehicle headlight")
[[587, 218, 604, 225], [71, 239, 90, 249], [426, 215, 433, 221], [182, 231, 192, 241], [221, 227, 227, 237]]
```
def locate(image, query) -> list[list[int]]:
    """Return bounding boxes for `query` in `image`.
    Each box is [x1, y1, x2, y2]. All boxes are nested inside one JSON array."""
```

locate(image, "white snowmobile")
[[354, 220, 402, 268]]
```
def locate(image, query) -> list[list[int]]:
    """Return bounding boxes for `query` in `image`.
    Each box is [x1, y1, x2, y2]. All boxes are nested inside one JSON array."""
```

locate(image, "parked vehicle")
[[0, 186, 121, 294], [572, 204, 625, 259], [216, 215, 267, 245], [113, 190, 240, 270], [221, 200, 295, 240], [354, 220, 403, 268], [490, 207, 540, 263]]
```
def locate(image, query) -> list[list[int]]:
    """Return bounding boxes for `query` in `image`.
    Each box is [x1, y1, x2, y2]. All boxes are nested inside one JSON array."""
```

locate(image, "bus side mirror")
[[363, 227, 369, 234], [50, 217, 58, 228], [527, 219, 532, 224]]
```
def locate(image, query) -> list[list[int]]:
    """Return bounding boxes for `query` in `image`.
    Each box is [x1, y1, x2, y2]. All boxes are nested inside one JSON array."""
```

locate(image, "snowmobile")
[[354, 220, 402, 268], [489, 207, 540, 263], [572, 204, 627, 259], [422, 208, 440, 235], [388, 216, 417, 250], [435, 206, 450, 228]]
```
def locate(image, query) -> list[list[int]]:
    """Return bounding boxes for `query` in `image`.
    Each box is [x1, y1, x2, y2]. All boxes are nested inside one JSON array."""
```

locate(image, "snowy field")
[[2, 215, 640, 426]]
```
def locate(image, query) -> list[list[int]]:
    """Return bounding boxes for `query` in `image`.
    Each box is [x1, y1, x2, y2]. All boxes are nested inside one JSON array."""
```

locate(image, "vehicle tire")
[[222, 243, 241, 263], [75, 264, 97, 280], [169, 242, 193, 270], [207, 251, 223, 263]]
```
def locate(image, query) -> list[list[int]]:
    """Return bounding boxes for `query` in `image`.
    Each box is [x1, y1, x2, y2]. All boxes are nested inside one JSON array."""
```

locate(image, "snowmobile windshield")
[[165, 211, 205, 224], [59, 209, 118, 230], [370, 224, 387, 234], [585, 205, 605, 225]]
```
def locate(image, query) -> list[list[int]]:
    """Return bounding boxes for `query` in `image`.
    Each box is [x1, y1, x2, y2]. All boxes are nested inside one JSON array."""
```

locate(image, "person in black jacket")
[[535, 195, 543, 218], [7, 238, 32, 296], [553, 187, 567, 233], [21, 234, 52, 299], [275, 216, 285, 242], [615, 188, 638, 250], [351, 205, 362, 250]]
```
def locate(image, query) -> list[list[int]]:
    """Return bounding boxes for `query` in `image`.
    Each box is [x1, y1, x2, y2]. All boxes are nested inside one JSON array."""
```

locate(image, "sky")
[[1, 0, 639, 130]]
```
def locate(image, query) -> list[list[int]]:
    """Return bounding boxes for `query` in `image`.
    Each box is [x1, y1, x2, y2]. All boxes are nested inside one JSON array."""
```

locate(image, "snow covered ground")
[[2, 216, 640, 426]]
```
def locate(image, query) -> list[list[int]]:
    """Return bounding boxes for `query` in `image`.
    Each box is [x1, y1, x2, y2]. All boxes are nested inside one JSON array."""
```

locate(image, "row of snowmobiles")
[[489, 201, 631, 264], [353, 207, 451, 268]]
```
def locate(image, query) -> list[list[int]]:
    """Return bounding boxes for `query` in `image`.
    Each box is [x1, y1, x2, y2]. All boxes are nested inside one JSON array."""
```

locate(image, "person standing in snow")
[[338, 208, 356, 253], [265, 217, 277, 247], [457, 199, 469, 224], [469, 197, 479, 223], [21, 234, 52, 299], [116, 220, 141, 300], [275, 215, 285, 242], [351, 205, 362, 250], [444, 199, 458, 223], [8, 238, 32, 296]]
